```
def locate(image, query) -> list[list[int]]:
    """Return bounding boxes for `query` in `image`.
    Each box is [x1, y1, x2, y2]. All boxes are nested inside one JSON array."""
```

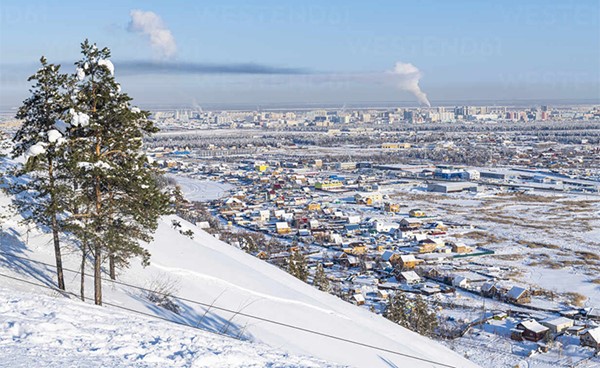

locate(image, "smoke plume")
[[128, 10, 177, 59], [388, 62, 431, 107]]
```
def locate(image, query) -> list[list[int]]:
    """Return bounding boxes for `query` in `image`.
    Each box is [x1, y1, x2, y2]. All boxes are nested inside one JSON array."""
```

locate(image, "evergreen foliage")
[[384, 292, 438, 337], [313, 263, 330, 292], [12, 57, 71, 290], [12, 41, 171, 305], [63, 40, 171, 304], [287, 250, 308, 282]]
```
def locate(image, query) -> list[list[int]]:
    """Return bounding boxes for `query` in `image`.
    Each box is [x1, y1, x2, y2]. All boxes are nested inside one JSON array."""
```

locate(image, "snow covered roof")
[[399, 271, 421, 283], [506, 286, 528, 300], [481, 282, 497, 292], [541, 317, 573, 328], [353, 294, 365, 303], [399, 254, 416, 262], [518, 320, 549, 334], [381, 250, 398, 261]]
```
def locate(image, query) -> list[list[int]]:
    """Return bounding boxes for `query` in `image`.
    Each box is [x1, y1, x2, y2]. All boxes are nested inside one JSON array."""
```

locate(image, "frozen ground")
[[168, 174, 233, 202], [382, 185, 600, 307]]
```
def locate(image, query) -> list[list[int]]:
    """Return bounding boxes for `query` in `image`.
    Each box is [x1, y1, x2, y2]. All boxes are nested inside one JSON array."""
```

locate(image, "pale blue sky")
[[1, 0, 598, 107]]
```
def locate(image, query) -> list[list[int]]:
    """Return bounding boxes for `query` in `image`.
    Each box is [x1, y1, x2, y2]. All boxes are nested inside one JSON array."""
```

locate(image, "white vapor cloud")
[[388, 62, 431, 107], [128, 9, 177, 59]]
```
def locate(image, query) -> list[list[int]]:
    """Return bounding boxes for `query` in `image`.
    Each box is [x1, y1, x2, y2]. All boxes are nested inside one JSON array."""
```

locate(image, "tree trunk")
[[109, 253, 116, 280], [51, 214, 65, 290], [80, 241, 86, 301], [93, 243, 102, 306], [48, 159, 65, 290]]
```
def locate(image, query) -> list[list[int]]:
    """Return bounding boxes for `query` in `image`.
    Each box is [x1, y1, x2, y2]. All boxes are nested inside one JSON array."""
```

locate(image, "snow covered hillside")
[[0, 187, 478, 368], [0, 287, 334, 368]]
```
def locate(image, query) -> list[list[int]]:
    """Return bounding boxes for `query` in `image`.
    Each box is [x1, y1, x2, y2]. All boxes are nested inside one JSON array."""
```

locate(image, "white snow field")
[[168, 174, 233, 202], [0, 287, 335, 368], [0, 190, 478, 368]]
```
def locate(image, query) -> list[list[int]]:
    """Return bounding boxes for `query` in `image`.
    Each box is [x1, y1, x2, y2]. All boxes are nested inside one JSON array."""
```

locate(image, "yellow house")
[[307, 202, 321, 211], [275, 222, 291, 234], [409, 208, 426, 218], [399, 254, 419, 269], [255, 164, 269, 172], [351, 245, 367, 255], [384, 202, 401, 213], [354, 192, 383, 205]]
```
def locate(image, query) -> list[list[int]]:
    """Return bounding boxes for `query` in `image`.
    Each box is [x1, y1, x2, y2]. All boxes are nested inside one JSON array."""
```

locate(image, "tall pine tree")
[[12, 57, 70, 290], [67, 40, 171, 305]]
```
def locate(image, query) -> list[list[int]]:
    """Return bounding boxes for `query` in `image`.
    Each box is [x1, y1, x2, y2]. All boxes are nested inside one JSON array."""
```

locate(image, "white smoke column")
[[128, 10, 177, 59], [388, 62, 431, 107]]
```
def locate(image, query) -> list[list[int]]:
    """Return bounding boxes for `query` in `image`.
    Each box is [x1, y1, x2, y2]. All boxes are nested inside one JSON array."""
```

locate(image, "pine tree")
[[412, 295, 438, 336], [313, 263, 330, 292], [384, 292, 438, 337], [66, 40, 171, 305], [287, 250, 308, 282], [384, 292, 410, 328], [12, 57, 70, 290]]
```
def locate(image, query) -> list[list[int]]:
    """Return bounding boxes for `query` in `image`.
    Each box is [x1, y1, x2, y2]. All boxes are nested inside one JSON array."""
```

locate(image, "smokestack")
[[388, 62, 431, 107]]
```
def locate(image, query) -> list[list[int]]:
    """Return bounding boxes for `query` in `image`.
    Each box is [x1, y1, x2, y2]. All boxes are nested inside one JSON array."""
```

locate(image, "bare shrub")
[[144, 274, 181, 314], [564, 292, 587, 307], [575, 251, 600, 261]]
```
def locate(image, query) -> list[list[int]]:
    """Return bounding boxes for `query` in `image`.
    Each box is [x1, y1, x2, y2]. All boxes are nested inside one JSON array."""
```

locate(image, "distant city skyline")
[[1, 0, 598, 108]]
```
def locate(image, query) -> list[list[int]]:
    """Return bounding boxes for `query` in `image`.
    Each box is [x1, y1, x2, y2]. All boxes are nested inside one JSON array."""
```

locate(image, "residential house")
[[452, 275, 469, 288], [580, 327, 600, 349], [377, 289, 389, 299], [452, 242, 473, 254], [353, 293, 366, 306], [506, 286, 531, 304], [513, 320, 549, 342], [258, 210, 270, 222], [481, 282, 499, 297], [223, 197, 246, 210], [355, 192, 383, 205], [541, 317, 574, 334], [409, 209, 426, 217], [398, 254, 419, 270], [275, 222, 291, 235], [384, 202, 402, 213], [400, 218, 422, 229], [398, 271, 421, 284], [373, 221, 400, 233], [381, 250, 401, 264], [307, 202, 321, 211], [417, 238, 441, 253]]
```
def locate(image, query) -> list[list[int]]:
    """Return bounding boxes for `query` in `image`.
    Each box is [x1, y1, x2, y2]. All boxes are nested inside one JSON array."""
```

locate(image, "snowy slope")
[[0, 287, 334, 368], [0, 186, 478, 368]]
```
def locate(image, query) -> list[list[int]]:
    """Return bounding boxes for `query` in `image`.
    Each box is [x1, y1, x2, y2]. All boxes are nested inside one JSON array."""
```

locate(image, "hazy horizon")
[[1, 0, 599, 108]]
